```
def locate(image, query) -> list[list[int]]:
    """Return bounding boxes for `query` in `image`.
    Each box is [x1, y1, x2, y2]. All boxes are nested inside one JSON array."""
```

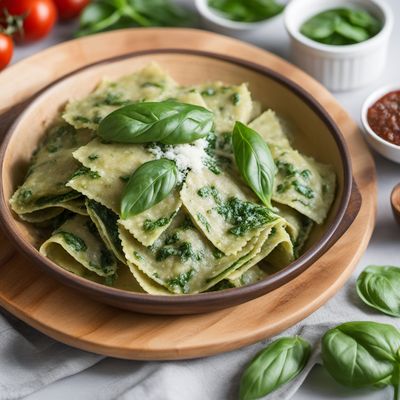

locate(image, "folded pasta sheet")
[[63, 63, 178, 130], [181, 168, 279, 255], [118, 211, 286, 294], [10, 121, 94, 222], [11, 62, 337, 295], [40, 214, 117, 281], [249, 111, 336, 224], [68, 139, 182, 246], [194, 82, 253, 133]]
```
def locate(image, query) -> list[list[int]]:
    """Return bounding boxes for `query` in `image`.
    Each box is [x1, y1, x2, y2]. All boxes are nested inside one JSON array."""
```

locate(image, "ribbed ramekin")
[[361, 84, 400, 163], [284, 0, 393, 91]]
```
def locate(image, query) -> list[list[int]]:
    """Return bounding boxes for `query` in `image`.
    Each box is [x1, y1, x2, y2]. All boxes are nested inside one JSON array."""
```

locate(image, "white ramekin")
[[284, 0, 394, 91], [195, 0, 282, 35], [361, 84, 400, 164]]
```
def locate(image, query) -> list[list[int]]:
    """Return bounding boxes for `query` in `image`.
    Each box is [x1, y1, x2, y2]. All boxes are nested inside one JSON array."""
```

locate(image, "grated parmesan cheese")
[[147, 139, 209, 183]]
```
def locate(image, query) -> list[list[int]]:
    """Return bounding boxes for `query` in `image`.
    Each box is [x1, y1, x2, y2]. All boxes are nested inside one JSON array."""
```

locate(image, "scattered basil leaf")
[[98, 101, 214, 145], [239, 336, 311, 400], [120, 159, 177, 218], [232, 122, 276, 208], [208, 0, 284, 23], [322, 321, 400, 395], [357, 265, 400, 317], [300, 8, 381, 45], [76, 0, 195, 37]]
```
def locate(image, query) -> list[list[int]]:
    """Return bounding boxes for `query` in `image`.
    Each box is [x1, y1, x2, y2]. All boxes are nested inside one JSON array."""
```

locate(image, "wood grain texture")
[[0, 29, 376, 359]]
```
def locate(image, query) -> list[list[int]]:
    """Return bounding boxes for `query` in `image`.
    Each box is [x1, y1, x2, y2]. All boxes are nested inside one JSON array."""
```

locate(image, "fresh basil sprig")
[[300, 8, 381, 46], [239, 336, 311, 400], [322, 322, 400, 399], [120, 159, 177, 218], [76, 0, 195, 37], [208, 0, 284, 23], [232, 122, 276, 208], [98, 101, 214, 145], [357, 266, 400, 317]]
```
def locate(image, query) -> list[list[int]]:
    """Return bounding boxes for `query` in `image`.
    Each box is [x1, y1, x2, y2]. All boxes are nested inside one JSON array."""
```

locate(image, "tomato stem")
[[0, 8, 25, 37]]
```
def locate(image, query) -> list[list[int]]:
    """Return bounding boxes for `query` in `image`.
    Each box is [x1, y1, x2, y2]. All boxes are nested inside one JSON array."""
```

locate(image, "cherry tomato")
[[53, 0, 89, 20], [0, 33, 13, 70], [1, 0, 57, 42]]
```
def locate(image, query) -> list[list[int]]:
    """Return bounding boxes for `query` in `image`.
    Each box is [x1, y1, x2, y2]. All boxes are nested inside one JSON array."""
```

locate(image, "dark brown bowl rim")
[[0, 48, 352, 307]]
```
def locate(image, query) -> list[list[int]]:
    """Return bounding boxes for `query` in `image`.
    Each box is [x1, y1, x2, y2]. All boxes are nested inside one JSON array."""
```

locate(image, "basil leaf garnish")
[[300, 8, 381, 45], [208, 0, 284, 23], [322, 322, 400, 395], [232, 122, 276, 208], [120, 159, 177, 219], [98, 101, 213, 145], [357, 266, 400, 317], [239, 336, 311, 400]]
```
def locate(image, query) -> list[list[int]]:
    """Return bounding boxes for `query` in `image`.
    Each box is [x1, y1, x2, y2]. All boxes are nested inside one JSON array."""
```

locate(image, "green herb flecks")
[[196, 212, 211, 232], [164, 232, 180, 245], [167, 269, 195, 293], [58, 231, 87, 252], [201, 87, 216, 96], [100, 247, 115, 274], [143, 212, 176, 232], [155, 241, 204, 263], [133, 251, 144, 261], [212, 249, 224, 259], [17, 188, 33, 204], [86, 199, 123, 253], [35, 191, 80, 207], [88, 154, 99, 161], [292, 181, 315, 199], [197, 185, 277, 236], [70, 166, 101, 180]]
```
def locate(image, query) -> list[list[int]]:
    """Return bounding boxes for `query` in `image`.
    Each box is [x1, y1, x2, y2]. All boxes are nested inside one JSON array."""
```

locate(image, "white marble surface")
[[8, 0, 400, 398]]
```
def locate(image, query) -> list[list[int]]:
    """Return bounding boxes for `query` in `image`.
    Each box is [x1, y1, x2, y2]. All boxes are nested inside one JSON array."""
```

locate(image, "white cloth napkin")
[[0, 265, 398, 400]]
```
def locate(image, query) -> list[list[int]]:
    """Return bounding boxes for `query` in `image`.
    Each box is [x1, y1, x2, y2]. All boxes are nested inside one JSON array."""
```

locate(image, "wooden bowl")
[[391, 183, 400, 225], [0, 50, 354, 315]]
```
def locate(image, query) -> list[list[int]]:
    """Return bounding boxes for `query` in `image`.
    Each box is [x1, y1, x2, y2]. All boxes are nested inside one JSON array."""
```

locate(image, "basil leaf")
[[334, 18, 369, 42], [208, 0, 284, 23], [76, 0, 195, 37], [239, 336, 311, 400], [322, 322, 400, 389], [232, 122, 275, 208], [98, 101, 213, 145], [300, 12, 337, 39], [76, 1, 123, 37], [357, 266, 400, 317], [300, 8, 381, 45], [129, 0, 195, 26], [120, 159, 177, 218]]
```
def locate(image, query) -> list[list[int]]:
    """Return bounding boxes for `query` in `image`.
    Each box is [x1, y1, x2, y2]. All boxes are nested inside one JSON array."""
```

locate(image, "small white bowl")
[[284, 0, 394, 91], [361, 85, 400, 163], [195, 0, 282, 34]]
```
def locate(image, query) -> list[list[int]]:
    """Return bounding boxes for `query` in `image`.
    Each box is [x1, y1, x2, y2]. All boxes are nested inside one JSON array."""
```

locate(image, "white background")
[[10, 0, 400, 399]]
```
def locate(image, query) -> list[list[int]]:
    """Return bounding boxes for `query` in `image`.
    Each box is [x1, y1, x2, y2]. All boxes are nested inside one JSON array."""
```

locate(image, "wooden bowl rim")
[[0, 48, 353, 308]]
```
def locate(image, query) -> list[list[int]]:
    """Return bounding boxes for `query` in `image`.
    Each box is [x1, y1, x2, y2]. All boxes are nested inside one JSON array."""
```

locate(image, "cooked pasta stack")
[[10, 64, 335, 294]]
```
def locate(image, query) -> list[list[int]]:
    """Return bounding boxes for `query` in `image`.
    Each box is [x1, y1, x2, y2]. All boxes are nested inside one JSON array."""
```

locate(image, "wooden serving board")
[[0, 29, 376, 360]]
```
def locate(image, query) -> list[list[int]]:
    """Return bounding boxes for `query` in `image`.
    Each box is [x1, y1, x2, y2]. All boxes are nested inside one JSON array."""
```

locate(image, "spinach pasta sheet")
[[10, 63, 337, 295]]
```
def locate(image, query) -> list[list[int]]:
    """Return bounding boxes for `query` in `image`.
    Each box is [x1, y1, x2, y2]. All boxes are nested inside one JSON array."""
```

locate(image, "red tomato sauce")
[[367, 90, 400, 146]]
